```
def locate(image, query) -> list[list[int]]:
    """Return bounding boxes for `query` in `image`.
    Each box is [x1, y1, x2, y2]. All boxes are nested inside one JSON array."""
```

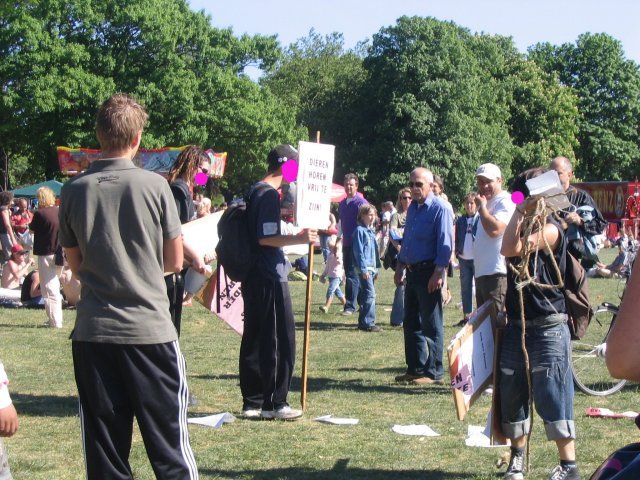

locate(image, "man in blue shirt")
[[394, 167, 453, 385], [338, 174, 368, 315]]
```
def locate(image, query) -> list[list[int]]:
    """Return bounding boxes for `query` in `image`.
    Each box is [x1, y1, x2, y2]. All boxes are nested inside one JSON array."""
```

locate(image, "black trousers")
[[239, 274, 296, 411], [72, 341, 198, 480]]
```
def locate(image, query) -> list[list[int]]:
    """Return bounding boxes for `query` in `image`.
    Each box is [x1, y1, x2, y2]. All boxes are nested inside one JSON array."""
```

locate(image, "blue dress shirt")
[[397, 194, 453, 267]]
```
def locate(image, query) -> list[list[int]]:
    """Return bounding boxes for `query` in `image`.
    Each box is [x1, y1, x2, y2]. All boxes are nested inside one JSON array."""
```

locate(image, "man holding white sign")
[[239, 144, 318, 421]]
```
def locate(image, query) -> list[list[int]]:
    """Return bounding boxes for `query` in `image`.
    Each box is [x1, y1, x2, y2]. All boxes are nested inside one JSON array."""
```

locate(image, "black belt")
[[405, 261, 434, 272]]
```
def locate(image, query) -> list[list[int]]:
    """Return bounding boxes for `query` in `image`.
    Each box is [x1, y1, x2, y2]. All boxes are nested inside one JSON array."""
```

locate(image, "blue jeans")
[[357, 274, 376, 329], [390, 284, 404, 326], [403, 267, 444, 380], [325, 277, 344, 301], [342, 245, 359, 313], [458, 258, 475, 315], [499, 318, 575, 441], [319, 233, 330, 263]]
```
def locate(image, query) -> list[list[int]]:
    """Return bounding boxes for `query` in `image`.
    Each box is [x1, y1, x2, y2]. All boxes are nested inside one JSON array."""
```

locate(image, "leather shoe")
[[410, 377, 445, 385], [394, 373, 424, 382], [359, 325, 382, 332]]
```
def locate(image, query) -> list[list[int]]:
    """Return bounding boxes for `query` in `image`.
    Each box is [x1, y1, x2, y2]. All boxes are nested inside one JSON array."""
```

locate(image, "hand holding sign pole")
[[296, 135, 335, 410]]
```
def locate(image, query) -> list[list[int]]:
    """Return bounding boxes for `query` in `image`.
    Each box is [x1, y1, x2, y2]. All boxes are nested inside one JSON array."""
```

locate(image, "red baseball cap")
[[11, 244, 28, 255]]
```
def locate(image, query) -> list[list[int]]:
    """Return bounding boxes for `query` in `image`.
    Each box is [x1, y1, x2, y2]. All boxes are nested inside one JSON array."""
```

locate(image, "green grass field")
[[1, 248, 638, 479]]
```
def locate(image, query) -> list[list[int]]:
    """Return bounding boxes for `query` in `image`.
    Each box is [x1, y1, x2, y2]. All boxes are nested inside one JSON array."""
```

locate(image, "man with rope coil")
[[498, 167, 580, 480]]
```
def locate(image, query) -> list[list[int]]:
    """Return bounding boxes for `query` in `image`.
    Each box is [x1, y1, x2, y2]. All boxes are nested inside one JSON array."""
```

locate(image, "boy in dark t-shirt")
[[239, 144, 318, 421]]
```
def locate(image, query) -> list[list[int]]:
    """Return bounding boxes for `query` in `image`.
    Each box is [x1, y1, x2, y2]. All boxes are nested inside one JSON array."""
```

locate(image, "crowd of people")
[[0, 91, 636, 480], [315, 157, 617, 480]]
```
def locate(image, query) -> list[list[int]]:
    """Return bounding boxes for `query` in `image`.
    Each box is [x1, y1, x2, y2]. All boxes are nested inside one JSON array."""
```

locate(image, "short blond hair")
[[36, 186, 56, 208], [197, 197, 212, 217], [96, 94, 148, 151]]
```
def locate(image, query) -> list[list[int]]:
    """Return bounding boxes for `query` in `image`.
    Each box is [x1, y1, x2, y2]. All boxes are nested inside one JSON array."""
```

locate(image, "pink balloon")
[[282, 159, 298, 182], [511, 191, 525, 204], [194, 172, 209, 186]]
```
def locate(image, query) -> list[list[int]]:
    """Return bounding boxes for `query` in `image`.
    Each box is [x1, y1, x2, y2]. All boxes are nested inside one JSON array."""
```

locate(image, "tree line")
[[2, 2, 639, 207]]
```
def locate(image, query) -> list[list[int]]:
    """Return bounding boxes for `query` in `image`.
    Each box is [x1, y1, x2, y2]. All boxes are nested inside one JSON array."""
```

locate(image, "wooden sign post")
[[296, 138, 335, 410]]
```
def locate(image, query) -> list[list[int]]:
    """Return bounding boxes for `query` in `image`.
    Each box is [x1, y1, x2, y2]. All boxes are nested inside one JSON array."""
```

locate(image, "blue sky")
[[189, 0, 640, 63]]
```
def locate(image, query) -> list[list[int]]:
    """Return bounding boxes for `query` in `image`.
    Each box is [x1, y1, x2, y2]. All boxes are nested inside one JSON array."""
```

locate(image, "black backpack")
[[563, 251, 594, 340], [215, 184, 266, 282]]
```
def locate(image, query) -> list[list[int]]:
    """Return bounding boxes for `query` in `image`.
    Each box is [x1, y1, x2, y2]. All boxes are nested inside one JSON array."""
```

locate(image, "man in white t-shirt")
[[472, 163, 515, 314]]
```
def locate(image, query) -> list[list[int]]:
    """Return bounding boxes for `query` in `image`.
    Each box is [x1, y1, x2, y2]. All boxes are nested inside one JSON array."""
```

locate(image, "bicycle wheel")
[[571, 305, 627, 396]]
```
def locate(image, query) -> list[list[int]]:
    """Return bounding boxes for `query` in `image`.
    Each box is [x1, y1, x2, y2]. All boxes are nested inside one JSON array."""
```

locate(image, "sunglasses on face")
[[199, 167, 209, 175], [408, 181, 424, 188]]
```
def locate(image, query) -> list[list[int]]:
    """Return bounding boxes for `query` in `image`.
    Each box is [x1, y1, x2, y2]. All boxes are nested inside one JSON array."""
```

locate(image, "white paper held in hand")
[[524, 170, 571, 210]]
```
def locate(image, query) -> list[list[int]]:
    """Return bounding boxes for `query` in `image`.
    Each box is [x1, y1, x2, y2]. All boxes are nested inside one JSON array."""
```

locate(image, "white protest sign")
[[295, 141, 335, 229]]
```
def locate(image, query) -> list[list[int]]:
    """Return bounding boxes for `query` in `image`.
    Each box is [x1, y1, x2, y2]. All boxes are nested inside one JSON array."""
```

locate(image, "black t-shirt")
[[505, 218, 567, 322], [170, 179, 196, 224], [0, 206, 8, 234], [30, 206, 59, 255], [21, 271, 36, 302], [247, 182, 288, 281]]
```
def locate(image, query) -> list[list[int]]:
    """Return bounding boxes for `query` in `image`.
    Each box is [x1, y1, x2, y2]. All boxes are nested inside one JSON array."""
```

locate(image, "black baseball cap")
[[267, 144, 298, 171]]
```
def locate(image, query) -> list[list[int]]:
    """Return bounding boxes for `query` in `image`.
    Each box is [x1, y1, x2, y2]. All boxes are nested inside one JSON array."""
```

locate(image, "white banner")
[[295, 141, 335, 229]]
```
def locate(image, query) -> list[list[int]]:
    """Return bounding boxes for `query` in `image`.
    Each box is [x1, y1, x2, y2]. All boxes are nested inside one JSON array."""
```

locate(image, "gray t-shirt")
[[59, 158, 182, 344]]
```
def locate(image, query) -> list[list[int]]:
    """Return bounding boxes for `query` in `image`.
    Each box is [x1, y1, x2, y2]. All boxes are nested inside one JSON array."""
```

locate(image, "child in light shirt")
[[319, 236, 346, 313]]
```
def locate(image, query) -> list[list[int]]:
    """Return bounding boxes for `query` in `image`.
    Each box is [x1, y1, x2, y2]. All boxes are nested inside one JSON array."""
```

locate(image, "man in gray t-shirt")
[[59, 94, 198, 479]]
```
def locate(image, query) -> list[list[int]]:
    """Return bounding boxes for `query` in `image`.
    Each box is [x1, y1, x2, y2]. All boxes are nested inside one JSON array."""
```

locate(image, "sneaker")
[[341, 310, 354, 316], [261, 406, 303, 420], [319, 306, 328, 314], [548, 464, 580, 480], [241, 408, 262, 419], [504, 453, 524, 480]]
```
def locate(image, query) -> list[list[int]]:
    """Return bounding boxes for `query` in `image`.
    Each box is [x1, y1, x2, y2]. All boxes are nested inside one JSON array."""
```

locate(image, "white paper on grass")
[[187, 412, 236, 429], [524, 170, 571, 210], [391, 424, 440, 436], [465, 410, 508, 447], [314, 415, 359, 425]]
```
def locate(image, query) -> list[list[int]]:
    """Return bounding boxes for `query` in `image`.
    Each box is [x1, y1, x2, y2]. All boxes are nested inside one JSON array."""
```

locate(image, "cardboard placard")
[[295, 141, 335, 229], [179, 211, 223, 264], [195, 266, 244, 336], [447, 300, 496, 421]]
